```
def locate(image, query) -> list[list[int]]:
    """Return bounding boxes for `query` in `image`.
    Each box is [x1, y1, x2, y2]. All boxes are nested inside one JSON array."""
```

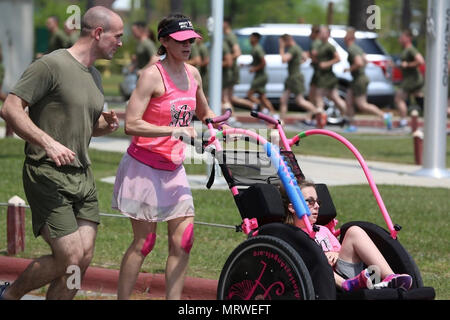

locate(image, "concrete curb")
[[0, 256, 218, 300]]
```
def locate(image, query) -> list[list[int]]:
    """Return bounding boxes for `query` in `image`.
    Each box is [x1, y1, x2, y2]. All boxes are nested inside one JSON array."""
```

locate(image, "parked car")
[[233, 24, 395, 122]]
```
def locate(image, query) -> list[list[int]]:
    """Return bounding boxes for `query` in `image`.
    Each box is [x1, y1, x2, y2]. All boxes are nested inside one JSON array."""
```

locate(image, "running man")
[[279, 33, 319, 124], [343, 27, 392, 132], [0, 6, 123, 300], [315, 26, 347, 121], [246, 32, 276, 116], [394, 29, 425, 128]]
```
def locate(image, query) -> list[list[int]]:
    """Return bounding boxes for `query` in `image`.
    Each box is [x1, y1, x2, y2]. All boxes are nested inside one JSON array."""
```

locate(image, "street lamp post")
[[414, 0, 450, 179]]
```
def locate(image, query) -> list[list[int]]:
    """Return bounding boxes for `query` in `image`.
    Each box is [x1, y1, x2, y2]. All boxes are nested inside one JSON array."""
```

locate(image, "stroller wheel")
[[340, 221, 424, 288], [217, 235, 315, 300]]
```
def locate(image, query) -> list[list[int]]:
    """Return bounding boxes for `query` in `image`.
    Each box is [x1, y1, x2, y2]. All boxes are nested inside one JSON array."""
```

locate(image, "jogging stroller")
[[188, 109, 435, 300]]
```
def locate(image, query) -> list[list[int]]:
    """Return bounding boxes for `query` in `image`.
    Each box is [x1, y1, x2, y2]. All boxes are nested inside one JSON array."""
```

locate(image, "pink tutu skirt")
[[112, 152, 195, 222]]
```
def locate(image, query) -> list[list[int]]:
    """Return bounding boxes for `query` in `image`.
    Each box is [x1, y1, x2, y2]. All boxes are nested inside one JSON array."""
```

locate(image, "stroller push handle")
[[296, 129, 399, 240], [251, 110, 280, 125], [265, 142, 315, 237], [206, 108, 233, 124]]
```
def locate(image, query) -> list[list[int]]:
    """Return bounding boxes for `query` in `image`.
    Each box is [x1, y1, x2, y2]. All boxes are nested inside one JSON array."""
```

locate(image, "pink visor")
[[169, 30, 202, 42]]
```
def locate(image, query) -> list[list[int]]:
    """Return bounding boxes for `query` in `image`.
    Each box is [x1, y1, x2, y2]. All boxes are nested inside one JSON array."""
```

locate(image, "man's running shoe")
[[344, 125, 357, 133], [383, 112, 393, 130]]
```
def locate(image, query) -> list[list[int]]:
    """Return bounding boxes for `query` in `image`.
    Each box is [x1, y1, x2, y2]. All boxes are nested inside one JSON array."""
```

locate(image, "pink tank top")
[[128, 61, 197, 171]]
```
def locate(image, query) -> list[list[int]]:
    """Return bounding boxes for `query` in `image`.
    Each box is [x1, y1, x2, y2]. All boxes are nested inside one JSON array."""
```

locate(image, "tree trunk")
[[170, 0, 183, 13], [401, 0, 412, 31], [144, 0, 152, 22]]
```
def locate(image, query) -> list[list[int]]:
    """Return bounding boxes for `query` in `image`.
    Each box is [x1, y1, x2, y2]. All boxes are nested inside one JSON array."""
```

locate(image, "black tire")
[[217, 235, 315, 300], [340, 221, 424, 288], [257, 223, 336, 299]]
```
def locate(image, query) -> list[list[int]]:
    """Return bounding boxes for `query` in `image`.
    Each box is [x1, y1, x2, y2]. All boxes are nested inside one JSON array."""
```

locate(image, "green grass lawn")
[[102, 73, 123, 97], [0, 138, 448, 299]]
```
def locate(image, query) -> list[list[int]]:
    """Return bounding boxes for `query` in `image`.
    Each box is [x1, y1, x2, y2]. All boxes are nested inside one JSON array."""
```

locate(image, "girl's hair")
[[156, 13, 191, 56], [279, 179, 315, 226]]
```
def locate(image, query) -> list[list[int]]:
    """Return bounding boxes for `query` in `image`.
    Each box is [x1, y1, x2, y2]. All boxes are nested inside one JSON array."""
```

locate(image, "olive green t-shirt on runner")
[[224, 31, 240, 85], [251, 43, 266, 76], [11, 49, 104, 168], [48, 29, 69, 52], [135, 38, 157, 70], [310, 38, 322, 70], [287, 44, 303, 76], [316, 41, 338, 89], [347, 43, 366, 79], [400, 45, 423, 92]]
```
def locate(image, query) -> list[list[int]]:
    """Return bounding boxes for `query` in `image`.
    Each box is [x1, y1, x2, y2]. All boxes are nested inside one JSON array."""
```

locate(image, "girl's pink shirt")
[[128, 61, 198, 170], [302, 225, 342, 252]]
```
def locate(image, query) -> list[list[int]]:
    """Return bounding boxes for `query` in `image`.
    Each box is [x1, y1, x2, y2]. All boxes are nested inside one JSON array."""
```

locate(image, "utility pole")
[[170, 0, 183, 13], [414, 0, 450, 179]]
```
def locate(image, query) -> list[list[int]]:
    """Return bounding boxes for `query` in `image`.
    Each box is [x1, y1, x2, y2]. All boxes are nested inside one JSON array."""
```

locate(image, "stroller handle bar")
[[179, 108, 233, 153], [251, 110, 280, 126], [206, 108, 233, 124], [293, 129, 399, 239]]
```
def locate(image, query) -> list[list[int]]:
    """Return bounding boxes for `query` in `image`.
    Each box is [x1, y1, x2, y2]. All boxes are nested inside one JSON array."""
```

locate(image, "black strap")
[[206, 162, 216, 189], [206, 149, 216, 189]]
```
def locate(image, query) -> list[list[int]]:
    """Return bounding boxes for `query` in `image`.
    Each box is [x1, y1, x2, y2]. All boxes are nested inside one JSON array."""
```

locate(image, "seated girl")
[[281, 180, 412, 292]]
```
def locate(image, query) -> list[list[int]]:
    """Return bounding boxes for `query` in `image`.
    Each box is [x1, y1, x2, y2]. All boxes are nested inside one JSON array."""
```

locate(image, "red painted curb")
[[0, 256, 218, 300]]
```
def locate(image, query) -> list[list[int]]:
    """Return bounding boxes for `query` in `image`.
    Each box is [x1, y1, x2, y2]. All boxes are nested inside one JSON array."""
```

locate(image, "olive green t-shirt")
[[317, 41, 336, 71], [401, 46, 422, 83], [189, 42, 200, 66], [287, 44, 303, 76], [197, 42, 209, 78], [347, 43, 365, 79], [222, 39, 232, 88], [316, 41, 338, 89], [11, 49, 104, 168], [224, 31, 240, 82], [48, 29, 69, 53], [251, 43, 266, 76], [136, 38, 156, 70], [310, 38, 322, 71], [225, 31, 238, 63]]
